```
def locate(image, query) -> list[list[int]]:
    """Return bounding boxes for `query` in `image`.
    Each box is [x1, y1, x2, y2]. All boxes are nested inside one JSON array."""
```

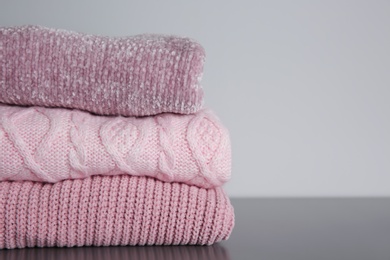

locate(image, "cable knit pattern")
[[0, 105, 231, 188], [0, 175, 235, 249], [0, 25, 205, 116]]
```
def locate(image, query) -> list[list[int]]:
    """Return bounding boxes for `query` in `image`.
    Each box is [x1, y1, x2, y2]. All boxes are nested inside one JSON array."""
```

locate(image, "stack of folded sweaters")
[[0, 25, 234, 249]]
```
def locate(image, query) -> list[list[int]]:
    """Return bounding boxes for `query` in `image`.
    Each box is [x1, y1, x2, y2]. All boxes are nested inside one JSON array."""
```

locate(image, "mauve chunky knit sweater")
[[0, 25, 205, 116], [0, 25, 234, 249]]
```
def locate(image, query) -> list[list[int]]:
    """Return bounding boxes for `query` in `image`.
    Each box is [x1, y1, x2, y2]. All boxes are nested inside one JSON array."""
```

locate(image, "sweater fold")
[[0, 105, 231, 188], [0, 175, 234, 249], [0, 25, 205, 117]]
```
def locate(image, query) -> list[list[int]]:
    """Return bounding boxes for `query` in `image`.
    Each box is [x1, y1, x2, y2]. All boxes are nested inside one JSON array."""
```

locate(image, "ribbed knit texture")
[[0, 25, 205, 117], [0, 105, 231, 188], [0, 175, 234, 249]]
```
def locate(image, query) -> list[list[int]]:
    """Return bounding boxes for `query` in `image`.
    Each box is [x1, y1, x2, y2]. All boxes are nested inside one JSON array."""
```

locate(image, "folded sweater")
[[0, 175, 234, 249], [0, 25, 205, 116], [0, 105, 231, 188]]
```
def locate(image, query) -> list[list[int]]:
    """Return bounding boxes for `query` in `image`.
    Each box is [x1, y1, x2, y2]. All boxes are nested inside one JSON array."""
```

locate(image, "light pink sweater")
[[0, 25, 205, 116], [0, 175, 234, 249], [0, 105, 231, 188]]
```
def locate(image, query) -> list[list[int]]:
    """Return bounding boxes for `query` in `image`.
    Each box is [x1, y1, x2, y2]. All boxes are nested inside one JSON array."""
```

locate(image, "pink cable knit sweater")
[[0, 25, 205, 116], [0, 175, 234, 249], [0, 105, 231, 188]]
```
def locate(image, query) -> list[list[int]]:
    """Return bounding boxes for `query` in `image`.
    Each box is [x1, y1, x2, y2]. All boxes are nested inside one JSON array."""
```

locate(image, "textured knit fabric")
[[0, 25, 205, 116], [0, 175, 235, 249], [0, 105, 231, 188]]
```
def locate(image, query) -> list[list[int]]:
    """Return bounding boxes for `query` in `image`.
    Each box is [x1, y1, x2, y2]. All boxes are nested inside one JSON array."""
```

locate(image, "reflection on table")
[[0, 243, 230, 260]]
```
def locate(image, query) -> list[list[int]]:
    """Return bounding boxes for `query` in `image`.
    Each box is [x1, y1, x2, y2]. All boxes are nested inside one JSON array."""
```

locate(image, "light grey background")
[[1, 0, 389, 197]]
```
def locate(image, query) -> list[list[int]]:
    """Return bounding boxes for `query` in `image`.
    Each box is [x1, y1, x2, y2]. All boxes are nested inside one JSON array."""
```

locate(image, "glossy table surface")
[[1, 198, 390, 260]]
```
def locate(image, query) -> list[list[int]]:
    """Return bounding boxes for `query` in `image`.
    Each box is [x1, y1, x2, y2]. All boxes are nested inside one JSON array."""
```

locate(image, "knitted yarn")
[[0, 25, 205, 116], [0, 105, 231, 188], [0, 175, 234, 249]]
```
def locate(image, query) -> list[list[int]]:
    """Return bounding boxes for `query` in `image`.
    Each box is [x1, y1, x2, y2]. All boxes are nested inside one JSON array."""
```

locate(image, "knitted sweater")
[[0, 25, 205, 116], [0, 105, 231, 188], [0, 175, 234, 249], [0, 25, 235, 249]]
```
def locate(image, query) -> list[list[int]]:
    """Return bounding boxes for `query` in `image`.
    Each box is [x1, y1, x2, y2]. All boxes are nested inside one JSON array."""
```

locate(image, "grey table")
[[1, 198, 390, 260]]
